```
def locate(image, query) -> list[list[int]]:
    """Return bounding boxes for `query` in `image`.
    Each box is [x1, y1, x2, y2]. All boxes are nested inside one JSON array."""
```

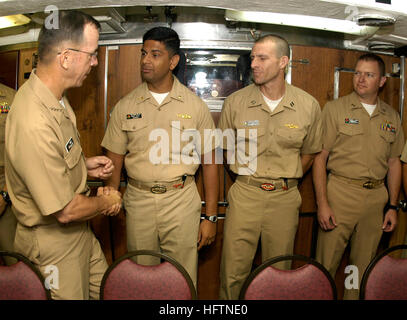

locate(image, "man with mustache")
[[313, 53, 404, 299], [5, 10, 122, 299]]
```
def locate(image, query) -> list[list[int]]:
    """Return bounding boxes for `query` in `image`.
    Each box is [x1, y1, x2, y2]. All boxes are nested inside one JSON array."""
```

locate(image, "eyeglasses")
[[58, 48, 98, 59]]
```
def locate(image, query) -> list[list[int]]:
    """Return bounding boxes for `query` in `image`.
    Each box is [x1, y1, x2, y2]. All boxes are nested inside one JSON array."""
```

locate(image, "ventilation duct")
[[355, 13, 396, 26]]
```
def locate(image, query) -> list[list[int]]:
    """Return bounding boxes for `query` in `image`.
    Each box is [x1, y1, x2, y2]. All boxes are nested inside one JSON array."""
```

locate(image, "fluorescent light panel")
[[0, 14, 30, 29], [225, 10, 379, 36]]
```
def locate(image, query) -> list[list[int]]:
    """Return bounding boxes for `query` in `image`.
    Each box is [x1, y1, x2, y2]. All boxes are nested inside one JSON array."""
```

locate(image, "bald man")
[[218, 34, 322, 299]]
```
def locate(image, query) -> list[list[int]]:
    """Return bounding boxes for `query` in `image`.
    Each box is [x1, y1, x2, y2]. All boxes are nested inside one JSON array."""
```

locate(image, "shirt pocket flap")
[[64, 142, 82, 169], [339, 124, 363, 136]]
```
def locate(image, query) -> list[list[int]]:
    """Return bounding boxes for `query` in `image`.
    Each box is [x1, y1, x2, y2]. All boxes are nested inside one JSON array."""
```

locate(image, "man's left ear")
[[280, 56, 289, 70], [379, 76, 387, 88], [170, 54, 180, 71]]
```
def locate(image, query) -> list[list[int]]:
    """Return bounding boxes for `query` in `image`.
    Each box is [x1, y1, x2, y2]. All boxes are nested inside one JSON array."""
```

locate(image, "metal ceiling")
[[0, 0, 406, 53]]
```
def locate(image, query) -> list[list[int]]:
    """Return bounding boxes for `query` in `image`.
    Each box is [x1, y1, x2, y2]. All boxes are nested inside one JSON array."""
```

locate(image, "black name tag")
[[65, 137, 74, 152]]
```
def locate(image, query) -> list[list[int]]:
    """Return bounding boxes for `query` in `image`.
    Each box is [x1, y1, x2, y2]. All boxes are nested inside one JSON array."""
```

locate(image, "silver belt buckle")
[[151, 185, 167, 194]]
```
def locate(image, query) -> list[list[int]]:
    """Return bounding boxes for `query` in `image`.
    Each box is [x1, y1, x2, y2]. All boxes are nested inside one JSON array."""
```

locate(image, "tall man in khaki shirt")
[[0, 83, 17, 266], [5, 11, 122, 299], [218, 34, 322, 299], [313, 53, 404, 300], [102, 27, 219, 288]]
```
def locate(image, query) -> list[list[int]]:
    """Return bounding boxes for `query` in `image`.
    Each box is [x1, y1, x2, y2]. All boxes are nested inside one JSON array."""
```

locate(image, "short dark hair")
[[254, 34, 290, 58], [356, 53, 386, 77], [38, 10, 100, 64], [142, 27, 180, 56]]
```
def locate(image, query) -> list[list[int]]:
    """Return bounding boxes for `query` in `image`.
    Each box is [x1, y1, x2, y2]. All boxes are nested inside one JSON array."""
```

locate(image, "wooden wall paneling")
[[106, 44, 143, 118], [0, 50, 18, 89], [103, 44, 144, 264], [18, 47, 37, 88]]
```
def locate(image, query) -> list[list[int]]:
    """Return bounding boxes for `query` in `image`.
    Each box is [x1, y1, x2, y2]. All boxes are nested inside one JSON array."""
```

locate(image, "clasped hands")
[[86, 156, 122, 216], [97, 186, 122, 216]]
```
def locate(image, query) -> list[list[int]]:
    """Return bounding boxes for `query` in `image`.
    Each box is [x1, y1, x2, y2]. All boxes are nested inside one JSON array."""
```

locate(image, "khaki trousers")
[[14, 221, 108, 300], [219, 180, 301, 300], [316, 174, 387, 300], [0, 205, 17, 265], [124, 181, 202, 288]]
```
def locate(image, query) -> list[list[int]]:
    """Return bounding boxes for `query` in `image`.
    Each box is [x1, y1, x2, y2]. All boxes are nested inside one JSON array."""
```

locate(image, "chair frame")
[[100, 250, 197, 300], [0, 250, 51, 300], [239, 254, 337, 300], [359, 244, 407, 300]]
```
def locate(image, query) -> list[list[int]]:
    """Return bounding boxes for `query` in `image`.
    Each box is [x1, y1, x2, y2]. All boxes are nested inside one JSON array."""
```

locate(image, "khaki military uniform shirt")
[[5, 71, 88, 227], [101, 76, 216, 183], [323, 92, 404, 180], [0, 83, 15, 187], [218, 82, 322, 179]]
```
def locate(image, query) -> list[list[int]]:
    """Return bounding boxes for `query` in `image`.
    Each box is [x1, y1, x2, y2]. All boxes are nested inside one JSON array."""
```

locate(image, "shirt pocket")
[[338, 124, 363, 136], [275, 127, 306, 149], [170, 120, 199, 157], [64, 140, 82, 169], [236, 126, 266, 156], [121, 120, 150, 151]]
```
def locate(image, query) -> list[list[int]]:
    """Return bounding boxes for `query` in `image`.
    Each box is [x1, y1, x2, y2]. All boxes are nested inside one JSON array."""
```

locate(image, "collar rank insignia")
[[244, 120, 259, 127], [127, 113, 142, 119], [177, 113, 192, 119], [0, 102, 10, 113], [345, 118, 359, 124], [380, 122, 396, 133]]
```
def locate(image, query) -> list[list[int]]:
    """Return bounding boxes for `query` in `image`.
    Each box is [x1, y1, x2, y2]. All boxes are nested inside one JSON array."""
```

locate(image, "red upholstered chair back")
[[239, 254, 337, 300], [0, 251, 50, 300], [100, 250, 197, 300], [360, 244, 407, 300]]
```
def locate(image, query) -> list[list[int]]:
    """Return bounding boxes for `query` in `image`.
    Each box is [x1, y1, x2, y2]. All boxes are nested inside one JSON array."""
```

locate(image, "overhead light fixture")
[[0, 14, 30, 29], [225, 10, 379, 36]]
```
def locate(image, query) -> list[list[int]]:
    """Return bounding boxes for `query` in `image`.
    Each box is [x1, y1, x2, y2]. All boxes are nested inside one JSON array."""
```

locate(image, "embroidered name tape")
[[244, 120, 259, 127], [127, 113, 142, 119]]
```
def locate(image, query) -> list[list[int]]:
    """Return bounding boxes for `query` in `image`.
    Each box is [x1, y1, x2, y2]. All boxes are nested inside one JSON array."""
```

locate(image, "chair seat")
[[100, 250, 197, 300]]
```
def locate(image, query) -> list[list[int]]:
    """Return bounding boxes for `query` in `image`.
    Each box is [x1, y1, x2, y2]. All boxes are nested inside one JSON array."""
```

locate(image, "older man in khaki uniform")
[[102, 27, 219, 288], [5, 11, 121, 299], [0, 83, 17, 266], [218, 34, 322, 300], [313, 53, 404, 300]]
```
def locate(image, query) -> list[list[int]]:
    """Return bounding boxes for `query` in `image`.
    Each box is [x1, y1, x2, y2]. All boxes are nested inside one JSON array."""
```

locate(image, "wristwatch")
[[204, 215, 218, 223], [0, 190, 11, 205], [388, 204, 399, 211]]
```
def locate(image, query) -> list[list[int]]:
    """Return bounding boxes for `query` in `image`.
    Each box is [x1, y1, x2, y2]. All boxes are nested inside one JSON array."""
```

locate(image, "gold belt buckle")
[[363, 181, 374, 189], [260, 183, 275, 191], [151, 185, 167, 194]]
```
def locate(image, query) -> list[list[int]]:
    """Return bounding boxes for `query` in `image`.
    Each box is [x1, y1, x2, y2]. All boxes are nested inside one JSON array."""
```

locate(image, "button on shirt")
[[101, 77, 217, 183], [218, 82, 322, 179], [323, 92, 404, 180], [5, 71, 88, 227]]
